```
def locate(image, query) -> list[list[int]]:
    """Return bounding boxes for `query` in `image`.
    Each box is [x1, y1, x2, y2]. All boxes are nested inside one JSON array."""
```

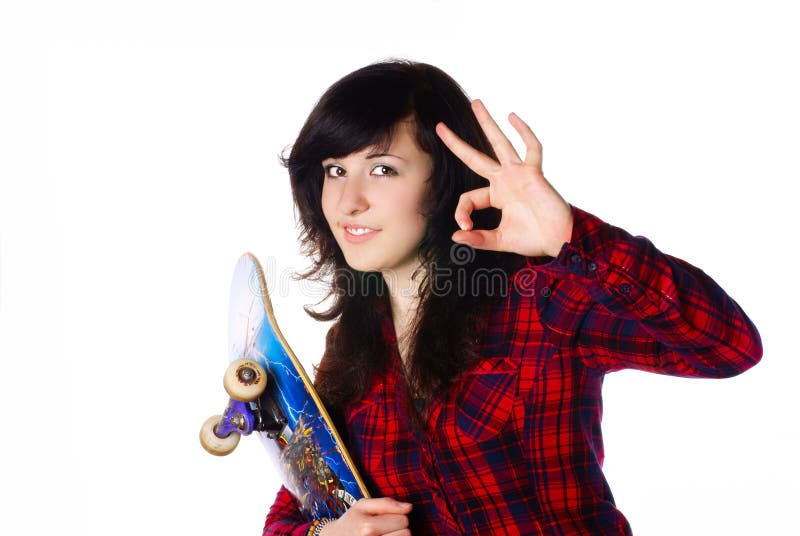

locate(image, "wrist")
[[307, 518, 333, 536]]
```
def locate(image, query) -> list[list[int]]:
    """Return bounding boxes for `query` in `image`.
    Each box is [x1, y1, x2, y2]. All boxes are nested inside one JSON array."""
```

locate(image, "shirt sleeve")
[[532, 203, 763, 377], [262, 485, 314, 536]]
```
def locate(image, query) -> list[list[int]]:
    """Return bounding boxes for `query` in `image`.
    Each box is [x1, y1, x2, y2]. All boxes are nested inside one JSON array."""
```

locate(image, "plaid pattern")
[[263, 204, 762, 535]]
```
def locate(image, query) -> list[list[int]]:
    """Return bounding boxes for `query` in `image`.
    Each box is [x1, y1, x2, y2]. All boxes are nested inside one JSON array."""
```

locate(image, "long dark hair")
[[279, 58, 526, 414]]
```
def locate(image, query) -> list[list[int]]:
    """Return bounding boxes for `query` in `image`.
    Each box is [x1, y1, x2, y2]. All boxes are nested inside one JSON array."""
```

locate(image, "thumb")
[[451, 228, 501, 252]]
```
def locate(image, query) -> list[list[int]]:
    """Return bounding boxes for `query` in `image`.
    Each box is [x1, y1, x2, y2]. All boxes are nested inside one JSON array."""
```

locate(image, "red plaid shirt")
[[263, 204, 762, 535]]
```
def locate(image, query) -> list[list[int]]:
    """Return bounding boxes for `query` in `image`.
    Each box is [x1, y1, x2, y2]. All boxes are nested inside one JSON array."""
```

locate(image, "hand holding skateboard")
[[318, 498, 413, 536]]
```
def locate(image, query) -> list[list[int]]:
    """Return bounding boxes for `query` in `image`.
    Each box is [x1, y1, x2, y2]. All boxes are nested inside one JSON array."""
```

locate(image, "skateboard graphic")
[[200, 252, 369, 521]]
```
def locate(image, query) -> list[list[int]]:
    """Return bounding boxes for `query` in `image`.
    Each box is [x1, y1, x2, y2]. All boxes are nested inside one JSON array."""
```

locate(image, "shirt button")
[[587, 262, 597, 272], [570, 253, 582, 265], [540, 286, 551, 297], [619, 283, 631, 294]]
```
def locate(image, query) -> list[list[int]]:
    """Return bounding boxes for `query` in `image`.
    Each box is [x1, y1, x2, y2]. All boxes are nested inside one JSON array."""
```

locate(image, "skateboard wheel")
[[224, 358, 268, 402], [199, 415, 240, 456]]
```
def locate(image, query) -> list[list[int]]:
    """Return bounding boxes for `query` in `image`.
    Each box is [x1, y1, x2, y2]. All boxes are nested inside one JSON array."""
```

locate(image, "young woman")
[[262, 59, 762, 536]]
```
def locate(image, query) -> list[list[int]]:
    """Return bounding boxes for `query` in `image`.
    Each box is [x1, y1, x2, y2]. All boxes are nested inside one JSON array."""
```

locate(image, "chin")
[[341, 255, 378, 273]]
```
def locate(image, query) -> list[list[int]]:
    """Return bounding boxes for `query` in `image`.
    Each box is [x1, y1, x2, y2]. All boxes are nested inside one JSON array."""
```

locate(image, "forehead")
[[375, 120, 420, 154], [324, 119, 424, 162]]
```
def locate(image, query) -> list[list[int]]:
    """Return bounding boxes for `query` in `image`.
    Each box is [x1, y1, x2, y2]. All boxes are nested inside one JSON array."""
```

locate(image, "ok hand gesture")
[[435, 99, 573, 258]]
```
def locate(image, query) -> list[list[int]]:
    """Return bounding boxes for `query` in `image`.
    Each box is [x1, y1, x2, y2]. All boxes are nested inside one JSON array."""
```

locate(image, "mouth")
[[343, 224, 380, 243]]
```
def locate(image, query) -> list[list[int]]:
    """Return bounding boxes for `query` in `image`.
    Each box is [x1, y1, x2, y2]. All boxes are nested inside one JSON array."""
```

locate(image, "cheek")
[[392, 193, 428, 237], [320, 185, 336, 226]]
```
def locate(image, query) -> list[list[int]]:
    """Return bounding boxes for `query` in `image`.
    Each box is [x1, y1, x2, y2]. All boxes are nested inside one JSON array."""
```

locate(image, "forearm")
[[535, 204, 762, 377], [262, 485, 315, 536]]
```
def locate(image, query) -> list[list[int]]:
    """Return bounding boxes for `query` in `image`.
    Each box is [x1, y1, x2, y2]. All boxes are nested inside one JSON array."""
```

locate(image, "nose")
[[337, 174, 369, 216]]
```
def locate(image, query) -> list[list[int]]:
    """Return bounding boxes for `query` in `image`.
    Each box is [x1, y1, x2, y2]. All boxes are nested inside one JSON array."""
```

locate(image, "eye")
[[371, 164, 397, 176], [323, 164, 345, 178]]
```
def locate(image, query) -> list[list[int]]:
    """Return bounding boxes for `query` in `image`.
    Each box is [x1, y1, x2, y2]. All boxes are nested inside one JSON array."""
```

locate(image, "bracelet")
[[307, 518, 332, 536]]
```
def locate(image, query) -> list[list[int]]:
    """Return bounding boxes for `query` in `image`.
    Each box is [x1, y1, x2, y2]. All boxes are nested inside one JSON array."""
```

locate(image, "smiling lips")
[[343, 224, 380, 243]]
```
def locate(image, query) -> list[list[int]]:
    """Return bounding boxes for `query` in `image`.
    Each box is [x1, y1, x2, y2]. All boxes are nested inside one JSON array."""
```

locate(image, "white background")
[[1, 1, 797, 534]]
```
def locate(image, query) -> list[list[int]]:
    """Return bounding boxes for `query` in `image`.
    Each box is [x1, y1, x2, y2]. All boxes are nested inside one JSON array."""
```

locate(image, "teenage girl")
[[262, 58, 762, 536]]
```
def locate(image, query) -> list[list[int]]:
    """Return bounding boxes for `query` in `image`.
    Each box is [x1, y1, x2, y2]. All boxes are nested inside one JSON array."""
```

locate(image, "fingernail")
[[459, 220, 468, 231]]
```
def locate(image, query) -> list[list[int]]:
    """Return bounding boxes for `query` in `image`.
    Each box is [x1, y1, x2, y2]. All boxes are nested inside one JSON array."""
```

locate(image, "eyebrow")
[[322, 152, 407, 165], [366, 152, 406, 161]]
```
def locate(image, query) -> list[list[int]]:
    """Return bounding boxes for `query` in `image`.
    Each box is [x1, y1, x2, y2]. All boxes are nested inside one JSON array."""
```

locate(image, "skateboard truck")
[[216, 397, 287, 436]]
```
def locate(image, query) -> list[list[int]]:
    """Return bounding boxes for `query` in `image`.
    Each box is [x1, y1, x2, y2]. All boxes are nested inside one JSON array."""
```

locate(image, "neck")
[[381, 262, 424, 345]]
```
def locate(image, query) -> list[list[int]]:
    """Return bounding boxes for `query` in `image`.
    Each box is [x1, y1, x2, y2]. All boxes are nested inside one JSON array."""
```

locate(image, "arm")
[[262, 485, 315, 536], [262, 488, 412, 536], [533, 203, 762, 377], [433, 102, 760, 377]]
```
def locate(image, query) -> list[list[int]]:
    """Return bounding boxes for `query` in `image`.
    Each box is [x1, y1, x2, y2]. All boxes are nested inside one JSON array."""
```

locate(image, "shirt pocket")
[[454, 359, 520, 442]]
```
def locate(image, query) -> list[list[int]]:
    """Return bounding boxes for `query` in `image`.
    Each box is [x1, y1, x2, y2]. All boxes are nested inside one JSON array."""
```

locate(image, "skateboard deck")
[[201, 252, 369, 521]]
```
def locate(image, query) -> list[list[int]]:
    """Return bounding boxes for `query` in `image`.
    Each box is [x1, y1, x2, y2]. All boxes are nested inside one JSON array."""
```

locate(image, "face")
[[321, 119, 433, 283]]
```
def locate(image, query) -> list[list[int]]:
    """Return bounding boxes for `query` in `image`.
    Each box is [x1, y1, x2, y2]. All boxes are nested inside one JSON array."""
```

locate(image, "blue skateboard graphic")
[[200, 253, 369, 520]]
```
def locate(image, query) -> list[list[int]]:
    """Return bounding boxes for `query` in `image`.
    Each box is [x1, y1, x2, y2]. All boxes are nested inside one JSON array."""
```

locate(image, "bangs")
[[310, 108, 402, 162]]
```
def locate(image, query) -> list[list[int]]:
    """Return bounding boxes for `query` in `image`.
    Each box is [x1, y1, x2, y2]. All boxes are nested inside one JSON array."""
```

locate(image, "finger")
[[454, 187, 491, 231], [355, 497, 413, 515], [471, 99, 522, 165], [435, 121, 501, 180], [451, 228, 502, 252], [370, 513, 410, 533], [508, 112, 542, 168], [384, 530, 412, 536]]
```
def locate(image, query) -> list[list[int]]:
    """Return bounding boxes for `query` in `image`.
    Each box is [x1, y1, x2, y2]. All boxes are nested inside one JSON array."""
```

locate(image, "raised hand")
[[435, 99, 573, 258]]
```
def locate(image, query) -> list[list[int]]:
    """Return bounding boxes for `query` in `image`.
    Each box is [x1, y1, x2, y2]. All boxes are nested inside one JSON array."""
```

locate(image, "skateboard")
[[199, 252, 369, 521]]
